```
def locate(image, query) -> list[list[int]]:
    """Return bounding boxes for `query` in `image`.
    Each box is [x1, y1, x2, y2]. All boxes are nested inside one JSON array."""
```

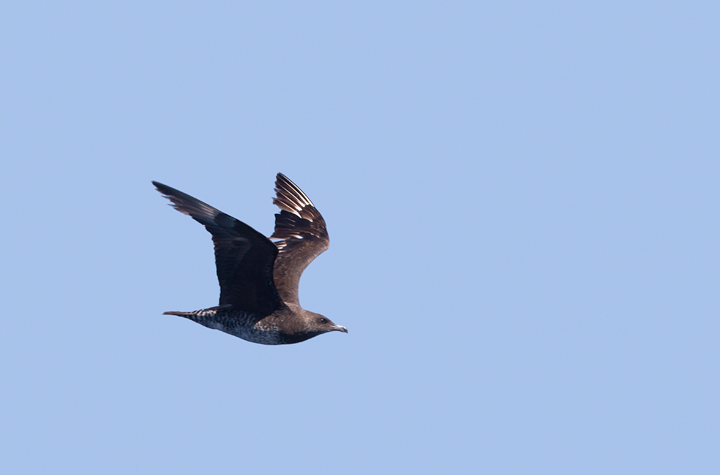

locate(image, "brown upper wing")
[[270, 173, 329, 306], [153, 181, 282, 315]]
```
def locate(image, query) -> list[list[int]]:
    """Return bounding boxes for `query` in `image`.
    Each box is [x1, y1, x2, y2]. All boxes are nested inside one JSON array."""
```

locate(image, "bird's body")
[[153, 174, 346, 345], [164, 304, 334, 345]]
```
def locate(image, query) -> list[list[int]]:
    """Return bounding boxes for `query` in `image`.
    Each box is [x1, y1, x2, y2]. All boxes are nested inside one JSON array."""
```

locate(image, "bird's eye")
[[319, 318, 328, 324]]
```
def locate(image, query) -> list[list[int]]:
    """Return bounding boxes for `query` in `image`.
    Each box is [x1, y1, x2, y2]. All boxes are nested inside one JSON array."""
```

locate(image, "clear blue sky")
[[1, 1, 718, 473]]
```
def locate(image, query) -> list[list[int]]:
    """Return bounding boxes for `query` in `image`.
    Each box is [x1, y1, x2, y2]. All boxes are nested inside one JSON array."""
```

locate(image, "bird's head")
[[281, 310, 347, 344], [308, 312, 348, 336], [275, 308, 347, 344]]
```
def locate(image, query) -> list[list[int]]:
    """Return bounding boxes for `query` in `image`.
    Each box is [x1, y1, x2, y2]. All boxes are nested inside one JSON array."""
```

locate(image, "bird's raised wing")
[[270, 174, 329, 306], [153, 181, 281, 315]]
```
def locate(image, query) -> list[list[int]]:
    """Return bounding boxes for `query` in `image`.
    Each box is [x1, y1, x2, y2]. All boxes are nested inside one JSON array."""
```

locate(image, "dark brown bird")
[[153, 174, 346, 345]]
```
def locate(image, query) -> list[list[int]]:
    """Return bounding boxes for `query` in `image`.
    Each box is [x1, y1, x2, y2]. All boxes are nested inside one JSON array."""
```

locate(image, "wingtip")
[[275, 173, 294, 190], [152, 181, 173, 195], [275, 172, 298, 188], [273, 173, 316, 210]]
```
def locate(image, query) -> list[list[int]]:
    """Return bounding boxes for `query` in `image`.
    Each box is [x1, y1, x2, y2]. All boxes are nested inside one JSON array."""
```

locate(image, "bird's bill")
[[332, 325, 348, 333]]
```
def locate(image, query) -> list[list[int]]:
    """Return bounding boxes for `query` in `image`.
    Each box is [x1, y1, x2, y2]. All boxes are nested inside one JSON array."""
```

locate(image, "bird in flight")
[[153, 173, 346, 345]]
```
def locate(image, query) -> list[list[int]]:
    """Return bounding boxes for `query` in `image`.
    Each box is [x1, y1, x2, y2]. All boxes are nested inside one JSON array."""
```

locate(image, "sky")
[[1, 1, 719, 473]]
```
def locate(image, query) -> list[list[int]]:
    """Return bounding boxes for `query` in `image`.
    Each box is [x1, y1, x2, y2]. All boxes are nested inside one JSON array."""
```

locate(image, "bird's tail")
[[163, 311, 197, 317], [162, 305, 230, 318]]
